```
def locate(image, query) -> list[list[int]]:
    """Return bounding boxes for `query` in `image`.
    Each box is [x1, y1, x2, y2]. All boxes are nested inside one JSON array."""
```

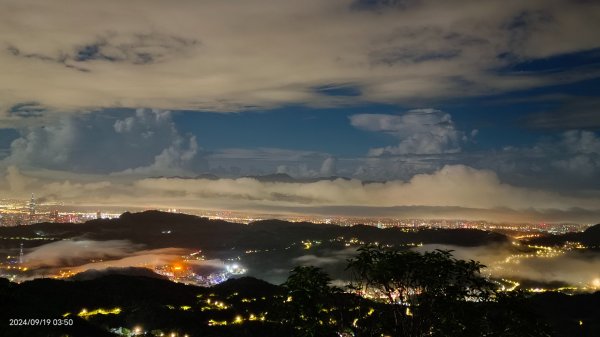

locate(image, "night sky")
[[0, 0, 599, 222]]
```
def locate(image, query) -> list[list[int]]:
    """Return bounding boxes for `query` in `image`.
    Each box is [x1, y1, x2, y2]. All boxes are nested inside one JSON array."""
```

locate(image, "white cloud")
[[494, 130, 600, 180], [130, 165, 600, 210], [2, 164, 599, 223], [116, 136, 200, 176], [24, 240, 140, 268], [320, 157, 337, 176], [0, 0, 599, 118], [350, 109, 468, 155], [5, 165, 37, 194], [22, 241, 206, 278], [553, 155, 598, 176], [2, 109, 206, 175], [560, 130, 600, 154]]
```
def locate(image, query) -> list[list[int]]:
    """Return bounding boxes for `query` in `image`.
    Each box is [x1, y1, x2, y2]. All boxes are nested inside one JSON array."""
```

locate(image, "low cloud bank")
[[24, 240, 142, 268], [5, 164, 600, 224], [22, 240, 228, 278], [415, 244, 600, 288]]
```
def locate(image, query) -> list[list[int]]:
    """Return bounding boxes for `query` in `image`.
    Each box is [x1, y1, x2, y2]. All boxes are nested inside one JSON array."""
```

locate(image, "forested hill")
[[0, 271, 598, 337], [527, 223, 600, 247], [0, 210, 508, 251]]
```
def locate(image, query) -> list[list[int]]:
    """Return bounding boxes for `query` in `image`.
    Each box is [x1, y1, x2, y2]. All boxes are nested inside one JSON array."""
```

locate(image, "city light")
[[78, 307, 122, 318]]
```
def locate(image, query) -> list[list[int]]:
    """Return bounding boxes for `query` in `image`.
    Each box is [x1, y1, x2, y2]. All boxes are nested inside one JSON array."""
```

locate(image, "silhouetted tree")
[[281, 266, 341, 337], [347, 245, 495, 336]]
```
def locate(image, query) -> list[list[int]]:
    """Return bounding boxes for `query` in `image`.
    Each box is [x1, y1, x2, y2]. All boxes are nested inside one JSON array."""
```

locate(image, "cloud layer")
[[4, 164, 599, 223], [1, 0, 599, 117], [21, 239, 227, 279]]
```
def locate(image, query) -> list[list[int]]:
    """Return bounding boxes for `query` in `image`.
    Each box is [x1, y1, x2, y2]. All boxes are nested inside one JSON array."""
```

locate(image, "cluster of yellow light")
[[513, 234, 541, 239], [201, 299, 229, 311], [496, 244, 567, 269], [207, 313, 267, 326], [2, 266, 28, 271], [180, 305, 191, 311], [54, 270, 75, 279], [499, 279, 520, 292], [208, 319, 228, 326], [528, 288, 546, 293], [77, 307, 121, 318], [524, 285, 582, 293]]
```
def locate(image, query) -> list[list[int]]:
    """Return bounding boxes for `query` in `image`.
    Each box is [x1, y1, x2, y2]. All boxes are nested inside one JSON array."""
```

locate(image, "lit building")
[[28, 193, 36, 224]]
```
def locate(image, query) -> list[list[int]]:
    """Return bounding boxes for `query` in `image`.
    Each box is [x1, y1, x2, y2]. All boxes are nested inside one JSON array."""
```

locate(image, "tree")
[[281, 266, 341, 337], [347, 245, 495, 336]]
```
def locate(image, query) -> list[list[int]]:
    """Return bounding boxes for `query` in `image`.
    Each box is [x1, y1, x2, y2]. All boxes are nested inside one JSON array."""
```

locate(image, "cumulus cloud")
[[497, 130, 600, 181], [5, 165, 37, 194], [130, 165, 600, 211], [116, 136, 200, 175], [3, 164, 599, 216], [0, 0, 599, 117], [3, 109, 206, 175], [553, 155, 599, 176], [2, 156, 600, 223], [320, 157, 337, 176], [350, 109, 470, 155], [549, 130, 600, 176], [560, 130, 600, 154]]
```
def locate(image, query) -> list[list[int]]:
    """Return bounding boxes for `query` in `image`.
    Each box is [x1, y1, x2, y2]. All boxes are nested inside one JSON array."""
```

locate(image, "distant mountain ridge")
[[0, 210, 509, 253], [147, 172, 386, 184]]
